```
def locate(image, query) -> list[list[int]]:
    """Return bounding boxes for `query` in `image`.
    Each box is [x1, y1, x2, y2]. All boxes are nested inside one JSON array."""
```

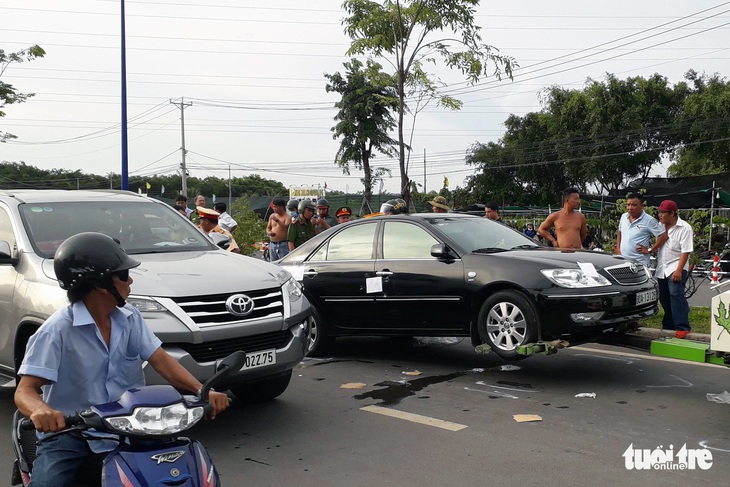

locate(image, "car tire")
[[307, 308, 334, 357], [477, 290, 538, 361], [230, 370, 292, 403]]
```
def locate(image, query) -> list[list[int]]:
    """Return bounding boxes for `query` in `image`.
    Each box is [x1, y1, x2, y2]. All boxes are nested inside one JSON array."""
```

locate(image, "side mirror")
[[431, 243, 456, 260], [198, 350, 247, 400], [0, 241, 17, 264], [208, 232, 231, 250]]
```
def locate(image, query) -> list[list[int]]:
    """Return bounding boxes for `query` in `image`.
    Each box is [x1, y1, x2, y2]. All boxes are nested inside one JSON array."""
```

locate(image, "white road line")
[[646, 374, 693, 388], [464, 387, 519, 399], [476, 381, 541, 393], [571, 346, 726, 368], [573, 353, 635, 364], [361, 405, 467, 432]]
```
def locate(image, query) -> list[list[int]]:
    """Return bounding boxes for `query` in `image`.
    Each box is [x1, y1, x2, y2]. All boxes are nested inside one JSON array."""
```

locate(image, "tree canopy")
[[0, 45, 46, 142], [325, 58, 399, 214], [342, 0, 515, 206]]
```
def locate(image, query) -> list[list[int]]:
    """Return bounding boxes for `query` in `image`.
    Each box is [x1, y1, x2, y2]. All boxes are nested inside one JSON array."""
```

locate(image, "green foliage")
[[229, 199, 267, 257], [0, 44, 46, 141], [342, 0, 515, 203], [641, 307, 711, 335], [325, 58, 398, 214]]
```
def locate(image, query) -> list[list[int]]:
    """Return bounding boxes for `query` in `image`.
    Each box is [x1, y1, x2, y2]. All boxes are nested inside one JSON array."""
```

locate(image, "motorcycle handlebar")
[[20, 415, 82, 431]]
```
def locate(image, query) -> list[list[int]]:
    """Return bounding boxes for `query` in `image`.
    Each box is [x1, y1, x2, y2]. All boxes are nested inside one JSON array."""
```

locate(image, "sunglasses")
[[114, 269, 130, 282]]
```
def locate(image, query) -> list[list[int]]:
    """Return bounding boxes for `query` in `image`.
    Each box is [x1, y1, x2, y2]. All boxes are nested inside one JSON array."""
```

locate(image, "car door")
[[373, 220, 467, 331], [300, 221, 378, 329], [0, 206, 19, 375]]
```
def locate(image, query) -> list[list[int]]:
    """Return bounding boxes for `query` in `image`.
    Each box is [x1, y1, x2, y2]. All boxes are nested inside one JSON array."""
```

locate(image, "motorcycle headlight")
[[105, 403, 204, 435], [541, 268, 611, 288]]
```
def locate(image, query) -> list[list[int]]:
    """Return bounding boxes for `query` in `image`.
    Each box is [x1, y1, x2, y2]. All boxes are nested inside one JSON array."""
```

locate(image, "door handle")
[[376, 271, 393, 276], [303, 270, 318, 278]]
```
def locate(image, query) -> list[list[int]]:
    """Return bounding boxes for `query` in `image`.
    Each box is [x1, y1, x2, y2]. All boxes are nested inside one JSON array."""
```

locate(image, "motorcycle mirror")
[[198, 351, 247, 400], [208, 232, 231, 249]]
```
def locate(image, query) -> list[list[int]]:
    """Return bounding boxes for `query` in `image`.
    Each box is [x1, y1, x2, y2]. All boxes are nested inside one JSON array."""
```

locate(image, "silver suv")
[[0, 189, 311, 401]]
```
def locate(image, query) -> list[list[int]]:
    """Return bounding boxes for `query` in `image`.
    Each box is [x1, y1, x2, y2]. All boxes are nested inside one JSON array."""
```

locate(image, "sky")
[[1, 0, 729, 196]]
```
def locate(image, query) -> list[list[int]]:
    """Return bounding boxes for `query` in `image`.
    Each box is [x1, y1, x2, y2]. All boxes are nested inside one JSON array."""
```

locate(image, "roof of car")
[[0, 189, 150, 204]]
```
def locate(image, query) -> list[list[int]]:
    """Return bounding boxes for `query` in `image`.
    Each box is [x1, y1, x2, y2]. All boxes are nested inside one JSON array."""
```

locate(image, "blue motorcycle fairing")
[[102, 438, 219, 486], [92, 385, 185, 417]]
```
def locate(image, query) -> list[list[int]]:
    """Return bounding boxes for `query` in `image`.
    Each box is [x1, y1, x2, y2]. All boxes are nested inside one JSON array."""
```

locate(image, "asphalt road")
[[2, 338, 727, 486]]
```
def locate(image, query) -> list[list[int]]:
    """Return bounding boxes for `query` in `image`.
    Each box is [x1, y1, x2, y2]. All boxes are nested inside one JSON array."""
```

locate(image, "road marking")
[[464, 387, 519, 399], [361, 405, 467, 431], [571, 346, 725, 368], [646, 374, 693, 388], [476, 381, 541, 393], [573, 353, 635, 364]]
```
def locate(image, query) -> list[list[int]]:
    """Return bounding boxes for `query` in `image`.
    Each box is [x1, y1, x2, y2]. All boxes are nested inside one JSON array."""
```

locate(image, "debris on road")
[[402, 370, 422, 376], [706, 390, 730, 404], [575, 392, 597, 398], [513, 414, 542, 423], [340, 383, 367, 389]]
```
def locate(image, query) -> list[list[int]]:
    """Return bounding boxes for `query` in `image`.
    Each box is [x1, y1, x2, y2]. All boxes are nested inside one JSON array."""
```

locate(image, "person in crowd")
[[582, 224, 596, 250], [523, 222, 538, 240], [429, 195, 449, 213], [175, 195, 193, 217], [287, 199, 299, 220], [288, 199, 319, 251], [213, 202, 237, 233], [484, 201, 503, 222], [618, 193, 667, 267], [14, 232, 229, 486], [198, 207, 240, 253], [380, 199, 408, 215], [653, 199, 693, 339], [316, 198, 338, 229], [336, 206, 352, 223], [537, 188, 586, 249], [190, 195, 206, 226], [266, 198, 292, 261]]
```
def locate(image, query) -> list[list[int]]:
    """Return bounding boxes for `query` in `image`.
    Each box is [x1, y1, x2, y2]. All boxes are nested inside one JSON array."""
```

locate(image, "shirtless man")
[[538, 188, 587, 249], [266, 198, 292, 261]]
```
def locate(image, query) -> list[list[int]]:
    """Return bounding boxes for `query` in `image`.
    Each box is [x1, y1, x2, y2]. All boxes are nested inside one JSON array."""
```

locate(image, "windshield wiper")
[[510, 244, 539, 250], [472, 247, 507, 254]]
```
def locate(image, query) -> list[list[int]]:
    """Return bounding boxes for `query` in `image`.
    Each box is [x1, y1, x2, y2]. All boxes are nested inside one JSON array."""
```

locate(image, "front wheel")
[[477, 290, 538, 361], [230, 370, 292, 403], [307, 308, 334, 357]]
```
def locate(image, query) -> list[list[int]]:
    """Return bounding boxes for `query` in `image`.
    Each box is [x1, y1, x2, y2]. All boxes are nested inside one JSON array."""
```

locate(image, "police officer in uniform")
[[288, 199, 318, 251]]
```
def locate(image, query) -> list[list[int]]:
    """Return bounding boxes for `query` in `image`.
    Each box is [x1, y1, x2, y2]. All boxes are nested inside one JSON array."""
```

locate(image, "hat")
[[657, 200, 678, 212], [336, 206, 352, 217], [197, 206, 220, 221], [429, 195, 449, 211], [272, 198, 287, 207]]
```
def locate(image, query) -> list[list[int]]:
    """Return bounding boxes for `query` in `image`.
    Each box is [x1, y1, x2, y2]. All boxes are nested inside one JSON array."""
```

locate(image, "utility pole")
[[423, 149, 427, 194], [170, 97, 192, 196]]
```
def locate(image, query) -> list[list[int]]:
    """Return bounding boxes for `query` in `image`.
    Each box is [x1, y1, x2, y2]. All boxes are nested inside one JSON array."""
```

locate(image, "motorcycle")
[[11, 351, 246, 486], [262, 240, 270, 262]]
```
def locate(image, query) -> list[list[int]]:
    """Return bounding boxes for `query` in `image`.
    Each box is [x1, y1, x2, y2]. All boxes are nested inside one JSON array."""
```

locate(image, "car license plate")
[[636, 289, 657, 305], [243, 349, 276, 370]]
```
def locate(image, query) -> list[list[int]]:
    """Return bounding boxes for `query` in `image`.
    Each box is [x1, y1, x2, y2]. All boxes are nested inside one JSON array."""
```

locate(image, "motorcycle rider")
[[14, 232, 230, 487]]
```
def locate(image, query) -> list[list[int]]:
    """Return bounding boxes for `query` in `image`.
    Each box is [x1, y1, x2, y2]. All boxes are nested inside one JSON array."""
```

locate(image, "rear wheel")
[[477, 290, 538, 360], [230, 370, 292, 403], [307, 308, 334, 357]]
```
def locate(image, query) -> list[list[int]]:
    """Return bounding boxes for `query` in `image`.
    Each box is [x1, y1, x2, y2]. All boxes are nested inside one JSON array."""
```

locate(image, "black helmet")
[[316, 198, 330, 208], [54, 232, 140, 291], [287, 199, 299, 211], [298, 199, 316, 213], [380, 198, 408, 215]]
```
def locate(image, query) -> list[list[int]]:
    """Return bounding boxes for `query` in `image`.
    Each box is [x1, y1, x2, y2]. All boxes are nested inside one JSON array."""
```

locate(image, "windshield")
[[20, 200, 216, 258], [425, 216, 540, 253]]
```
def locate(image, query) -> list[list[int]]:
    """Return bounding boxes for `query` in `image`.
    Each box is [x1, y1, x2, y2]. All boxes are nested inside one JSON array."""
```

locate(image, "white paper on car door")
[[366, 276, 383, 293]]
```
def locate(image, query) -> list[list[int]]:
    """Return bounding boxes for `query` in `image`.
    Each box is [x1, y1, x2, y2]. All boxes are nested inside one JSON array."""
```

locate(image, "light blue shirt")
[[19, 301, 161, 450], [618, 210, 665, 265]]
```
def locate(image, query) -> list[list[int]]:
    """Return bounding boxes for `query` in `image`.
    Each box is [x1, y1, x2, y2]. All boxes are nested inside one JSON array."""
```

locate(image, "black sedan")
[[278, 213, 658, 360]]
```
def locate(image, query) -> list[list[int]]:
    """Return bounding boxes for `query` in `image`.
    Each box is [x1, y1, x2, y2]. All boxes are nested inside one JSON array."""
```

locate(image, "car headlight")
[[276, 269, 302, 302], [127, 297, 167, 312], [105, 403, 204, 435], [541, 268, 611, 288]]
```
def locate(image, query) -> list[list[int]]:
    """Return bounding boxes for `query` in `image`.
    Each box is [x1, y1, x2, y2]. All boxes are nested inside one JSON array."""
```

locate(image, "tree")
[[342, 0, 515, 205], [0, 45, 46, 141], [325, 59, 399, 214]]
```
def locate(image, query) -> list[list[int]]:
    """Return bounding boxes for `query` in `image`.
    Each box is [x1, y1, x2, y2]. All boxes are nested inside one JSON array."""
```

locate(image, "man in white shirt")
[[653, 199, 693, 338], [214, 202, 238, 233]]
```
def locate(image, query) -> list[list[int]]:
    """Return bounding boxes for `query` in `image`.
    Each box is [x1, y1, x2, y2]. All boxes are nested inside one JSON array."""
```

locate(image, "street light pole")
[[120, 0, 129, 190]]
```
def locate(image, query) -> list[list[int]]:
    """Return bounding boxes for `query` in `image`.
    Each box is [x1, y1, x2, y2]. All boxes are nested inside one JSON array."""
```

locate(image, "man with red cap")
[[335, 206, 352, 224], [654, 199, 693, 338], [198, 207, 240, 253]]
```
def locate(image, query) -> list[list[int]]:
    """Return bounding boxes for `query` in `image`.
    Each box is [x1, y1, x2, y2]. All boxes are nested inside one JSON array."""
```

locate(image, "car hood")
[[42, 250, 285, 297], [471, 248, 636, 269]]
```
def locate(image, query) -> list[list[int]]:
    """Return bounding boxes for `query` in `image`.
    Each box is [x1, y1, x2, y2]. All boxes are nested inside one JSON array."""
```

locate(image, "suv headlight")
[[127, 297, 167, 312], [106, 403, 204, 435], [541, 268, 611, 288], [276, 269, 303, 319]]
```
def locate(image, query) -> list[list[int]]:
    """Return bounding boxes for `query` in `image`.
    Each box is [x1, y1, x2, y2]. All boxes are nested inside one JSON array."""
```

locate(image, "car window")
[[310, 222, 376, 261], [19, 201, 214, 258], [0, 207, 16, 257], [426, 216, 538, 252], [383, 221, 439, 259]]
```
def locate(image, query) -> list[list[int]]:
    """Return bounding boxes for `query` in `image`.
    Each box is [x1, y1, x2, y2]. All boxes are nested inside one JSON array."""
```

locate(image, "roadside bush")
[[229, 199, 267, 256]]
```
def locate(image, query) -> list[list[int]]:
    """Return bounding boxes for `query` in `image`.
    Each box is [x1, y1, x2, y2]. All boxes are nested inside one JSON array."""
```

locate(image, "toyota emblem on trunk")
[[226, 294, 255, 316]]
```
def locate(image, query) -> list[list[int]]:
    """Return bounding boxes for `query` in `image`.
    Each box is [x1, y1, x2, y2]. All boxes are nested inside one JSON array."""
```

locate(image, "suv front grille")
[[171, 330, 292, 363], [171, 288, 284, 327], [604, 263, 649, 285]]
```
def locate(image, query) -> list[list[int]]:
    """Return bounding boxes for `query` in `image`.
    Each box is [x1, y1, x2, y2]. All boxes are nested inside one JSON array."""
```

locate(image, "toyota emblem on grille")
[[226, 294, 255, 316], [629, 263, 638, 273]]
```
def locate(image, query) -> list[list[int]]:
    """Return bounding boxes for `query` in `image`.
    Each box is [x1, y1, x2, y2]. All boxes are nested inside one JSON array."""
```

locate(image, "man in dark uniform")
[[288, 199, 319, 251]]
